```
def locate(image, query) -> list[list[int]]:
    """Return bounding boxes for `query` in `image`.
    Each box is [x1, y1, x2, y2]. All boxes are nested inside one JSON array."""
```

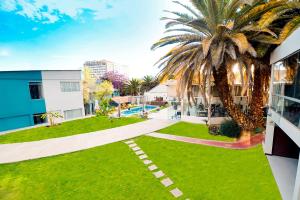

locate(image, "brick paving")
[[147, 132, 264, 150]]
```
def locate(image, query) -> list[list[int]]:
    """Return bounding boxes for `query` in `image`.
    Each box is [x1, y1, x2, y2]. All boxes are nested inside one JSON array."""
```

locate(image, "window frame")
[[28, 81, 44, 100], [60, 81, 81, 92]]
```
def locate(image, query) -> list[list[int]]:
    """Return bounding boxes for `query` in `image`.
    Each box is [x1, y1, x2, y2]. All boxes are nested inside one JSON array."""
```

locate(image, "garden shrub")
[[219, 120, 241, 138], [208, 125, 219, 135]]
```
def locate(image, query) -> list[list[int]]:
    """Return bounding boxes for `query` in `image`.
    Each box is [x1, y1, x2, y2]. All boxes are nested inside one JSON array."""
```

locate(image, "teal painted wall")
[[0, 71, 46, 132]]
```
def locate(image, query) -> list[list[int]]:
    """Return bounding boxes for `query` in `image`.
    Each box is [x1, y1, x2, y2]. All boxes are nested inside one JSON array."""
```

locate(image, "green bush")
[[96, 98, 115, 116], [208, 125, 219, 135], [219, 120, 241, 138]]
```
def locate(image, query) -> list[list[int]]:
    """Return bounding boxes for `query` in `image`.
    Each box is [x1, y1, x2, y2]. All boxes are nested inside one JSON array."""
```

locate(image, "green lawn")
[[0, 142, 172, 200], [158, 122, 234, 141], [0, 136, 280, 200], [136, 136, 281, 200], [0, 117, 144, 144]]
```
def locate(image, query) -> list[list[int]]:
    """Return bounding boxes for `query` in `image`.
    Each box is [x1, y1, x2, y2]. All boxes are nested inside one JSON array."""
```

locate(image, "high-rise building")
[[84, 59, 127, 79]]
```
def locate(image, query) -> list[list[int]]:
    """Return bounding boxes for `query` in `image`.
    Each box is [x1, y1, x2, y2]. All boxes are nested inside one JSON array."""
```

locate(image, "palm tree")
[[125, 79, 141, 96], [141, 75, 159, 93], [152, 0, 300, 131]]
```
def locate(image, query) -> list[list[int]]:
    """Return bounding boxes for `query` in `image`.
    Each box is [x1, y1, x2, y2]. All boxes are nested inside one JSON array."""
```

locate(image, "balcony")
[[271, 95, 300, 129]]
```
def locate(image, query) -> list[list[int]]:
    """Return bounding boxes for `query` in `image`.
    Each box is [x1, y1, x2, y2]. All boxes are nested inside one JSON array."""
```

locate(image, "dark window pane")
[[33, 113, 46, 125], [283, 53, 300, 99], [282, 99, 300, 128], [29, 82, 42, 99]]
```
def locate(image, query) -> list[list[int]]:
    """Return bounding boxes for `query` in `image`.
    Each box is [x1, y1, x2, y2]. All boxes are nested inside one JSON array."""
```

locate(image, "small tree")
[[96, 98, 115, 116], [102, 71, 128, 95], [41, 112, 63, 127], [94, 81, 115, 116], [82, 67, 96, 104], [95, 80, 114, 99]]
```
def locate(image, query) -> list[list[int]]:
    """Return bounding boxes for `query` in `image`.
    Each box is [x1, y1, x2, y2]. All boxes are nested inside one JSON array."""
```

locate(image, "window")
[[273, 53, 300, 99], [29, 82, 43, 99], [33, 113, 46, 125], [60, 82, 80, 92], [64, 109, 82, 120]]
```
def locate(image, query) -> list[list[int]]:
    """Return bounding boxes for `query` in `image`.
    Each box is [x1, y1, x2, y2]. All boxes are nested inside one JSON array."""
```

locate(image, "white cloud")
[[32, 27, 39, 31], [0, 0, 17, 11], [0, 0, 120, 23], [0, 49, 10, 57]]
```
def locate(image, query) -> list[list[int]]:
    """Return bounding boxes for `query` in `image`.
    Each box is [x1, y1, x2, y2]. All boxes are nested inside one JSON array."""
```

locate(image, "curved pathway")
[[0, 119, 176, 164], [147, 132, 264, 150]]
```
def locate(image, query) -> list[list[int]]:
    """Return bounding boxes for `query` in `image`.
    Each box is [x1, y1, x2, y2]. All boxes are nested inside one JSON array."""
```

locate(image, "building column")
[[263, 116, 275, 154], [292, 153, 300, 200]]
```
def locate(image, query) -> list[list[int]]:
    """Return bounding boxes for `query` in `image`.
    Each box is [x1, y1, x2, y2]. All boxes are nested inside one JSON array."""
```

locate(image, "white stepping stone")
[[148, 164, 158, 171], [139, 154, 148, 159], [129, 143, 137, 148], [170, 188, 183, 198], [124, 140, 134, 144], [132, 146, 141, 151], [153, 170, 165, 178], [135, 150, 144, 155], [143, 160, 152, 165], [161, 178, 173, 187]]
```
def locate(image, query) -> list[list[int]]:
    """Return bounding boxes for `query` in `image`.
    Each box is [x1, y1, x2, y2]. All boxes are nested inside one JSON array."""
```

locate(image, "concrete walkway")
[[147, 132, 264, 150], [0, 119, 175, 164]]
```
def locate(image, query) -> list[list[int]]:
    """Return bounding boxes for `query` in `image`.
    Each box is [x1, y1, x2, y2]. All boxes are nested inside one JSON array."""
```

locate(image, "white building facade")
[[42, 70, 85, 123], [263, 28, 300, 200]]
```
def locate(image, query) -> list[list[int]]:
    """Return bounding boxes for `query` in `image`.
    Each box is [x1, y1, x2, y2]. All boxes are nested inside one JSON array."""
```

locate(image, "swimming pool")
[[121, 105, 158, 116]]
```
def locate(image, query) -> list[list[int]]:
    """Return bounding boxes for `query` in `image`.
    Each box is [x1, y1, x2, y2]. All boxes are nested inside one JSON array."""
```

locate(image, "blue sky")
[[0, 0, 182, 78]]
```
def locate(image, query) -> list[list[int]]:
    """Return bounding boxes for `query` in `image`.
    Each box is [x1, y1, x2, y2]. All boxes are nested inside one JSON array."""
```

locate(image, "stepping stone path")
[[139, 154, 148, 159], [124, 140, 134, 144], [132, 146, 141, 151], [135, 150, 144, 155], [148, 164, 158, 171], [153, 170, 165, 178], [143, 160, 152, 165], [124, 139, 188, 199], [170, 188, 183, 198], [161, 178, 173, 187], [129, 143, 137, 148]]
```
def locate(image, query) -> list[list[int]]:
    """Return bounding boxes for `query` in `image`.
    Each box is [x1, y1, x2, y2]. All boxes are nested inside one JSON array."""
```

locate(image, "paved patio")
[[0, 119, 175, 164]]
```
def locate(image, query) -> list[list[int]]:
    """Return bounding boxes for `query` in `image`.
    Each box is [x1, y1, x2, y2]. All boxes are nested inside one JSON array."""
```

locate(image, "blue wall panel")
[[0, 71, 46, 132]]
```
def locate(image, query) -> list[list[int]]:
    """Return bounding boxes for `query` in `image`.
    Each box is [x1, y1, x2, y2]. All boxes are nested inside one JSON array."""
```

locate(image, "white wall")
[[144, 92, 168, 102], [42, 70, 85, 122]]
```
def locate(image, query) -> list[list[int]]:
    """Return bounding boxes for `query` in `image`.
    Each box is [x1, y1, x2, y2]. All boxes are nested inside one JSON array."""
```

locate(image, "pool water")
[[121, 105, 158, 116]]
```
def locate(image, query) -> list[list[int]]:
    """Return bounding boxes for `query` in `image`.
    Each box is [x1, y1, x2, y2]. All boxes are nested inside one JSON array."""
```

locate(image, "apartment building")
[[0, 70, 85, 132], [263, 28, 300, 200]]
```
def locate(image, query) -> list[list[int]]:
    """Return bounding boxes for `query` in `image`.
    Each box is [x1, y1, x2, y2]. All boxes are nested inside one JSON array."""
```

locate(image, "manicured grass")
[[0, 142, 172, 200], [0, 117, 144, 144], [0, 136, 280, 199], [136, 136, 281, 200], [158, 122, 234, 141]]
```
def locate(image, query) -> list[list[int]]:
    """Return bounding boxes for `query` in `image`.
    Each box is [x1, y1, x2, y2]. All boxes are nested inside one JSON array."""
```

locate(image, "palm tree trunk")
[[212, 67, 256, 131], [248, 66, 264, 128]]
